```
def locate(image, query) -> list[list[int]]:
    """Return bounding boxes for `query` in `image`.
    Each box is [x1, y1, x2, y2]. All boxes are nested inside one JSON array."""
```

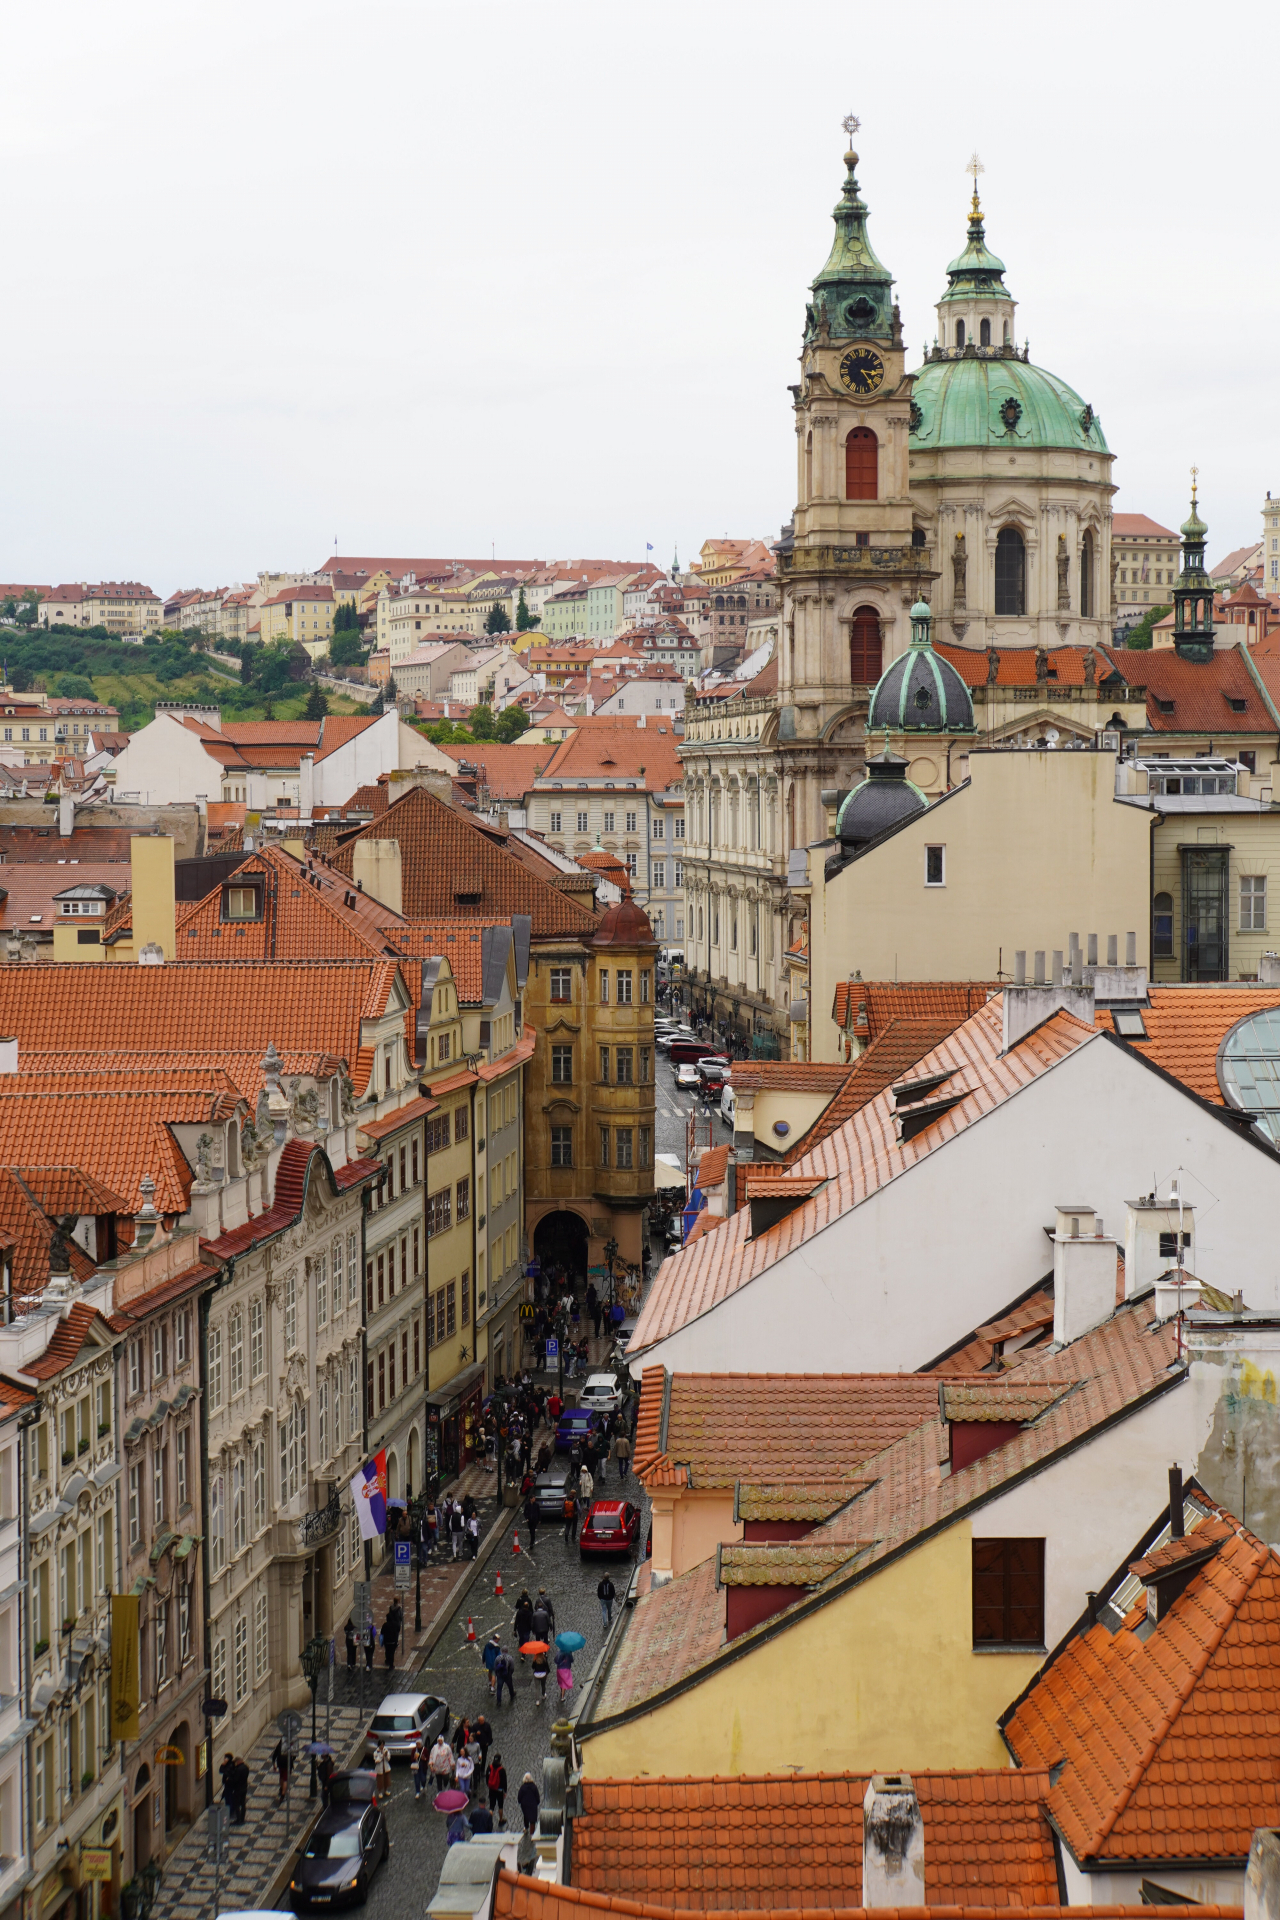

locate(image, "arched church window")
[[737, 596, 746, 610], [849, 605, 882, 686], [955, 320, 965, 349], [994, 527, 1026, 617], [1002, 321, 1010, 345], [845, 427, 877, 502], [1080, 530, 1095, 618], [715, 595, 724, 610], [979, 318, 991, 347]]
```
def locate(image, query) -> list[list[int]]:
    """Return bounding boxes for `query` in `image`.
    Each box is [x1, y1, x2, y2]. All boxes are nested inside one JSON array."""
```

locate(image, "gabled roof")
[[783, 1019, 971, 1164], [23, 1301, 118, 1380], [1004, 1505, 1280, 1867], [569, 1767, 1060, 1911], [175, 842, 407, 962], [630, 997, 1093, 1355], [1097, 643, 1275, 733], [537, 727, 683, 790], [440, 743, 550, 799], [831, 980, 999, 1041], [1095, 984, 1280, 1105], [327, 785, 599, 940]]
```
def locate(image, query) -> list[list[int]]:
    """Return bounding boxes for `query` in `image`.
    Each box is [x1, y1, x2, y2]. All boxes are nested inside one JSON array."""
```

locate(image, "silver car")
[[362, 1692, 448, 1763]]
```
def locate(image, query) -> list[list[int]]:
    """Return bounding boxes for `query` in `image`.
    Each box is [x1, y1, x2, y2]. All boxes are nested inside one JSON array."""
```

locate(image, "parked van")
[[720, 1082, 736, 1129], [668, 1038, 723, 1067]]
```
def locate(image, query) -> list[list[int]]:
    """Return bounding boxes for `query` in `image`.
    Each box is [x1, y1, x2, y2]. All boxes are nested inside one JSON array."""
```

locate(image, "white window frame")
[[925, 844, 946, 887]]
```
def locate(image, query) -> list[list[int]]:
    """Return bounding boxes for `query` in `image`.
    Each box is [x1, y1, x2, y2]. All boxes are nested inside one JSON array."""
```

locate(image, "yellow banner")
[[110, 1596, 140, 1743], [80, 1852, 112, 1883]]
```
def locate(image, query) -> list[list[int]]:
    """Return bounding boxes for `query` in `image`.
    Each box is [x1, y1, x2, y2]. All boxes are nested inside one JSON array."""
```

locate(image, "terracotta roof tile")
[[940, 1380, 1073, 1423], [734, 1485, 861, 1522], [538, 727, 683, 790], [201, 1140, 378, 1262], [13, 1047, 343, 1107], [22, 1301, 116, 1380], [1005, 1512, 1280, 1866], [1096, 985, 1280, 1105], [174, 842, 406, 961], [695, 1146, 729, 1189], [719, 1542, 865, 1586], [935, 642, 1117, 690], [439, 743, 552, 798], [782, 1021, 967, 1164], [566, 1767, 1061, 1911], [1097, 643, 1275, 734], [831, 982, 1000, 1039], [728, 1063, 850, 1095], [631, 998, 1094, 1355]]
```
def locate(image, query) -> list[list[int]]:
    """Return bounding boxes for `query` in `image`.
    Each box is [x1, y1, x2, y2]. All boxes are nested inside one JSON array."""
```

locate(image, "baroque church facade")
[[681, 134, 1119, 1047]]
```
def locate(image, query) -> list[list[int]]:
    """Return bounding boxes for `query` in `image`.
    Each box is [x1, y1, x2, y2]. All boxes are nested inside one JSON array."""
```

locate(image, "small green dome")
[[910, 596, 932, 621], [910, 356, 1109, 454], [1181, 501, 1207, 540]]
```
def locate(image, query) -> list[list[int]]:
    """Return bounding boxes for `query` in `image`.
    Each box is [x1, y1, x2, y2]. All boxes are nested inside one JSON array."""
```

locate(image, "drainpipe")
[[198, 1264, 223, 1808], [18, 1407, 36, 1891]]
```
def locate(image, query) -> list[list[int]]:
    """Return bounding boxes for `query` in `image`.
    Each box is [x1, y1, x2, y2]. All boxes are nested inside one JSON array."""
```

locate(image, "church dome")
[[836, 751, 927, 849], [868, 599, 976, 733], [592, 897, 657, 948], [910, 356, 1109, 455]]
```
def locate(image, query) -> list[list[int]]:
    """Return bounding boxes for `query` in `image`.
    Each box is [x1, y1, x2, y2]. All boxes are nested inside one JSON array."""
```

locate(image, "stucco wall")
[[107, 713, 225, 806]]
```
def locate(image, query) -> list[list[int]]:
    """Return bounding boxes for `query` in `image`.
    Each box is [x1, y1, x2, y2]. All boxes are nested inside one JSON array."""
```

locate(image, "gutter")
[[577, 1355, 1190, 1741]]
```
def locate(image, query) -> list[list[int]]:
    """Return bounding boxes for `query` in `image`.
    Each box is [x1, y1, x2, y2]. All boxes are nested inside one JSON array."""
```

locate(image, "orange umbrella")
[[519, 1640, 550, 1655]]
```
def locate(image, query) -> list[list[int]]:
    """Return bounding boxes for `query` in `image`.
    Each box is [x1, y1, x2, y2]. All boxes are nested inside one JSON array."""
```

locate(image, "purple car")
[[555, 1406, 604, 1453]]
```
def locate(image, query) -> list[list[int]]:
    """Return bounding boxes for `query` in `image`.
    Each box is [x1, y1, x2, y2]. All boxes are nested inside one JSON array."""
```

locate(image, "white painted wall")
[[106, 712, 226, 804], [633, 1035, 1280, 1378]]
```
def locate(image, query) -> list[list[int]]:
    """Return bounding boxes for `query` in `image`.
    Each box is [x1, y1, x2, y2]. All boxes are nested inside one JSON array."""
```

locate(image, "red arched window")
[[846, 427, 878, 501], [849, 605, 882, 685]]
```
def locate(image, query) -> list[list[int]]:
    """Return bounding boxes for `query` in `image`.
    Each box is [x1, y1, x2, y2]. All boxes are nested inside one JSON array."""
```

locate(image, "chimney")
[[1052, 1204, 1117, 1344], [299, 750, 315, 821], [0, 1039, 16, 1075], [1002, 974, 1094, 1050], [1260, 952, 1280, 985], [352, 838, 403, 917], [1123, 1190, 1194, 1298], [861, 1775, 924, 1909], [1244, 1829, 1280, 1920], [58, 795, 74, 838], [130, 834, 176, 962], [1169, 1463, 1184, 1538]]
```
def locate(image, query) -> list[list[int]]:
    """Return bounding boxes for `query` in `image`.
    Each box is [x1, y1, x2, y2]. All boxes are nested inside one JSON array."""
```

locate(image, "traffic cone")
[[467, 1617, 476, 1643], [494, 1569, 504, 1598], [512, 1532, 522, 1555]]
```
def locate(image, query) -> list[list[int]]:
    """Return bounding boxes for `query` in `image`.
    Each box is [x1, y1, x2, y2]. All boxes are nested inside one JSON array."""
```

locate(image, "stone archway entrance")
[[533, 1210, 590, 1288]]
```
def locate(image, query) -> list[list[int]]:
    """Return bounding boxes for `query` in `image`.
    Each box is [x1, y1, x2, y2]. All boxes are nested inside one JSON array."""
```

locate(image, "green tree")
[[469, 702, 496, 740], [1126, 604, 1172, 651], [304, 683, 329, 720], [8, 666, 33, 692], [484, 603, 512, 636], [56, 675, 96, 700], [333, 601, 360, 632], [329, 628, 367, 669], [16, 594, 39, 628], [515, 587, 536, 632], [495, 704, 528, 742]]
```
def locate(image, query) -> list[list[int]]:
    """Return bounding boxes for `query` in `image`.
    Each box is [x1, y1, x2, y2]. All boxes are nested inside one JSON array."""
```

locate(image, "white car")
[[579, 1372, 624, 1415], [674, 1062, 701, 1090], [721, 1083, 736, 1129]]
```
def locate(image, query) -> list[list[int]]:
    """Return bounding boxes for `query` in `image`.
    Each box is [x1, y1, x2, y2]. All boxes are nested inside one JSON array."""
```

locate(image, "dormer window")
[[222, 882, 263, 922]]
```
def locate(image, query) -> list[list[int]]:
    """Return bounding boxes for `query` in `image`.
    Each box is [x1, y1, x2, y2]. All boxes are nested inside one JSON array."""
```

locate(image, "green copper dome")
[[939, 193, 1008, 303], [910, 357, 1109, 454], [807, 148, 895, 343]]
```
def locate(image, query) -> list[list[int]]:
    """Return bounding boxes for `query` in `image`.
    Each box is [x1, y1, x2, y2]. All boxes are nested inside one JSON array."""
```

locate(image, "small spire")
[[966, 151, 985, 222]]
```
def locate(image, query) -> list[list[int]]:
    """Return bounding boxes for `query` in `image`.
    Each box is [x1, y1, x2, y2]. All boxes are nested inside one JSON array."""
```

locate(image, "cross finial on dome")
[[1190, 462, 1199, 505], [966, 150, 984, 218], [842, 113, 860, 143]]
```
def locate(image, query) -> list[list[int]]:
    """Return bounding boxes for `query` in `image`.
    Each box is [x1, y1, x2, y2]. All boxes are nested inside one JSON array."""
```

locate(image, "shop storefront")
[[423, 1362, 485, 1488]]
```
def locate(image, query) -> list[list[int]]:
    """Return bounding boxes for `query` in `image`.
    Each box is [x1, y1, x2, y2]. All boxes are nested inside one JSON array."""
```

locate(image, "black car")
[[325, 1770, 378, 1812], [290, 1802, 388, 1908], [532, 1462, 573, 1517]]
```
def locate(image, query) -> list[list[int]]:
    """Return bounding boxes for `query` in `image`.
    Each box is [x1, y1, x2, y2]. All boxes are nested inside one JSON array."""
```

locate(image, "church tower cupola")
[[806, 116, 899, 347], [1172, 472, 1215, 662], [932, 156, 1019, 358]]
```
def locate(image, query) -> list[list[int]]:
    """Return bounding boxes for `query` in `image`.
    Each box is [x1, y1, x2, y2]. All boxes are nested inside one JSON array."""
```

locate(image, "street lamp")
[[603, 1237, 619, 1314], [300, 1634, 327, 1799], [408, 1493, 426, 1633]]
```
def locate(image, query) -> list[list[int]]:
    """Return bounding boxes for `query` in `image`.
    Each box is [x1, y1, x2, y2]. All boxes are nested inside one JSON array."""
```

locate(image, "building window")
[[128, 1338, 143, 1398], [446, 1284, 456, 1338], [550, 968, 571, 1002], [332, 1238, 344, 1318], [175, 1309, 189, 1366], [925, 845, 945, 887], [179, 1587, 190, 1664], [152, 1448, 164, 1525], [427, 1187, 452, 1237], [599, 1045, 610, 1082], [616, 1047, 633, 1084], [229, 1310, 244, 1396], [617, 969, 633, 1003], [455, 1177, 470, 1221], [849, 605, 882, 685], [128, 1465, 141, 1548], [1241, 875, 1267, 931], [599, 1125, 610, 1167], [551, 1127, 573, 1167], [254, 1592, 268, 1682], [250, 1298, 264, 1380], [652, 860, 666, 890], [845, 426, 878, 502], [223, 884, 261, 922], [426, 1112, 451, 1154], [994, 527, 1026, 616], [208, 1327, 223, 1410], [616, 1129, 633, 1169], [1153, 890, 1174, 958], [1080, 529, 1094, 618], [639, 1125, 651, 1167], [603, 810, 615, 833], [176, 1429, 188, 1510], [972, 1538, 1045, 1647], [232, 1458, 246, 1554], [552, 1045, 573, 1083], [549, 811, 561, 833], [576, 810, 588, 833], [284, 1272, 297, 1352], [212, 1636, 226, 1710], [151, 1324, 166, 1379], [348, 1232, 359, 1305], [316, 1253, 328, 1330], [210, 1474, 225, 1575]]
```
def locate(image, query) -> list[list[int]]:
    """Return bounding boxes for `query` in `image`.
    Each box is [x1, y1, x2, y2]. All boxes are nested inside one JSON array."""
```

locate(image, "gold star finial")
[[967, 150, 985, 218], [1190, 462, 1199, 504], [842, 112, 860, 147]]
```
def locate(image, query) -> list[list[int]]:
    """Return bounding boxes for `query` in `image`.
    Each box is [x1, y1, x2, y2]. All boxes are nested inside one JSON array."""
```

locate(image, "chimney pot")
[[1088, 933, 1098, 966], [1034, 950, 1046, 985], [861, 1776, 924, 1910], [1126, 930, 1138, 966], [1169, 1464, 1184, 1538], [1107, 934, 1119, 966], [1052, 948, 1063, 983], [1013, 949, 1026, 986]]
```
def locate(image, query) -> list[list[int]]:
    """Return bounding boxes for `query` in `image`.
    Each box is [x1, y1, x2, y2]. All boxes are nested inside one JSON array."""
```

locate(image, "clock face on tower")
[[839, 346, 885, 396]]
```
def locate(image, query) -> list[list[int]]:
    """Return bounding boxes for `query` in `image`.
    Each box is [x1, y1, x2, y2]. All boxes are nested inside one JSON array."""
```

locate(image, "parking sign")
[[394, 1539, 411, 1589], [545, 1336, 559, 1361]]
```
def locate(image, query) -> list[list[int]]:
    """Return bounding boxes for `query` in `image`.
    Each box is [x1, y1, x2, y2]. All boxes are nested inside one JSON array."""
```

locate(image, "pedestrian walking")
[[494, 1646, 516, 1707], [563, 1489, 578, 1545], [537, 1587, 556, 1632], [220, 1752, 235, 1814], [270, 1738, 291, 1801], [486, 1754, 508, 1820], [531, 1645, 550, 1705], [344, 1617, 357, 1668], [614, 1430, 632, 1481], [469, 1802, 495, 1834], [518, 1772, 540, 1832], [468, 1510, 480, 1558], [455, 1749, 475, 1800], [429, 1733, 454, 1795], [556, 1651, 574, 1704], [449, 1501, 464, 1559], [597, 1573, 616, 1629], [482, 1630, 501, 1694], [318, 1753, 335, 1805], [514, 1590, 534, 1659], [373, 1738, 392, 1799], [523, 1495, 539, 1555], [381, 1604, 401, 1670], [364, 1620, 377, 1670], [414, 1740, 432, 1803], [473, 1715, 493, 1767], [578, 1464, 594, 1504], [230, 1755, 249, 1824]]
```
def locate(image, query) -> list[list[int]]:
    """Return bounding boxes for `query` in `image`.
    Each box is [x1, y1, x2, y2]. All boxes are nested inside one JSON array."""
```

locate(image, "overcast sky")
[[3, 0, 1276, 592]]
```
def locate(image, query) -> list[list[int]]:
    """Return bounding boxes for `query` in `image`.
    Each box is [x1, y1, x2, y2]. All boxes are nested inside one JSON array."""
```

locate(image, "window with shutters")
[[971, 1538, 1045, 1647], [849, 605, 882, 685], [845, 427, 878, 501]]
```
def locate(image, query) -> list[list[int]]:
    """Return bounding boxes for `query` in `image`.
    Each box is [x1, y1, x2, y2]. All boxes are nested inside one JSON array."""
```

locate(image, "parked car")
[[668, 1038, 726, 1066], [555, 1405, 604, 1453], [579, 1371, 624, 1415], [696, 1056, 731, 1086], [674, 1062, 702, 1091], [362, 1692, 448, 1764], [532, 1461, 574, 1516], [289, 1802, 389, 1908], [579, 1499, 641, 1558], [325, 1771, 379, 1812], [721, 1083, 736, 1129], [655, 1026, 695, 1053]]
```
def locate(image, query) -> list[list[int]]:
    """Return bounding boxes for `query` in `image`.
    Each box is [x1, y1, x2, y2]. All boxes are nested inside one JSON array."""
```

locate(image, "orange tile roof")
[[440, 742, 552, 798], [174, 842, 406, 962], [328, 785, 599, 939], [831, 982, 1000, 1040], [928, 1287, 1056, 1376], [357, 1093, 438, 1144], [728, 1063, 850, 1095], [695, 1145, 730, 1189], [13, 1047, 343, 1107], [784, 1020, 968, 1164], [1097, 643, 1275, 733], [0, 960, 402, 1104], [570, 1768, 1060, 1911], [1114, 514, 1179, 538], [1005, 1508, 1280, 1867], [0, 863, 125, 932], [633, 1369, 951, 1493], [538, 726, 683, 790], [1093, 984, 1280, 1104], [0, 1170, 94, 1302], [600, 1299, 1182, 1722], [934, 643, 1124, 690], [631, 998, 1093, 1355], [202, 1138, 379, 1262], [23, 1301, 117, 1380]]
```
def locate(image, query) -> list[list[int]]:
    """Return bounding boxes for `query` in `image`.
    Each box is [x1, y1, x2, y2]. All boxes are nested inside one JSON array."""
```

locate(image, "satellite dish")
[[1045, 728, 1060, 748]]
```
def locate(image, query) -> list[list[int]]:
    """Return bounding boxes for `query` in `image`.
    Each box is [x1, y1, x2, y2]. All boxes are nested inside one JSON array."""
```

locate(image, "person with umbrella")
[[518, 1772, 540, 1833], [529, 1642, 551, 1705]]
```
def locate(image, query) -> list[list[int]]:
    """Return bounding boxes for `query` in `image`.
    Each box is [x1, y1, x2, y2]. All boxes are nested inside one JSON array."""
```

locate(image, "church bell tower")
[[776, 119, 936, 856]]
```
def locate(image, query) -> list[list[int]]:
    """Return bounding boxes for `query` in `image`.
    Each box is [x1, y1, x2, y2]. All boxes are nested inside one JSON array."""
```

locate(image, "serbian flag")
[[351, 1450, 388, 1540]]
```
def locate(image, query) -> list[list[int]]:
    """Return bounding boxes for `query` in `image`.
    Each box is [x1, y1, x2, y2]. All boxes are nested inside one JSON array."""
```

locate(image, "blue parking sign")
[[545, 1336, 559, 1361], [394, 1540, 411, 1588]]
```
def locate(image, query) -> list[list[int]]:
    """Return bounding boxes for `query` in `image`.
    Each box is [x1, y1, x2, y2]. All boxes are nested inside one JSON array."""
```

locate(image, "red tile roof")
[[23, 1301, 117, 1380], [202, 1139, 378, 1261], [571, 1768, 1060, 1911], [538, 726, 683, 790], [440, 743, 552, 798], [728, 1063, 850, 1095], [1114, 515, 1179, 539], [175, 842, 406, 961], [1005, 1508, 1280, 1866], [831, 982, 1000, 1040], [934, 643, 1120, 690], [784, 1020, 969, 1165], [1094, 985, 1280, 1105], [1097, 643, 1274, 733]]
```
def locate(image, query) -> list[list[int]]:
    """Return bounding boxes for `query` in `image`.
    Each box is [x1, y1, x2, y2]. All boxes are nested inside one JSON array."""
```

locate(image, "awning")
[[424, 1361, 486, 1419]]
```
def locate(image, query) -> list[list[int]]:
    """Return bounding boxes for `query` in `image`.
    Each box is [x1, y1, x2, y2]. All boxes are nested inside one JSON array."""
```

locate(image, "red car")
[[579, 1499, 640, 1558]]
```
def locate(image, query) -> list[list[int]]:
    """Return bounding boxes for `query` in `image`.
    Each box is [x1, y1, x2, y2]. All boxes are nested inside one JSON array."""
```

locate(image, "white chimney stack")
[[862, 1775, 924, 1909], [1052, 1204, 1117, 1345], [1124, 1192, 1195, 1300]]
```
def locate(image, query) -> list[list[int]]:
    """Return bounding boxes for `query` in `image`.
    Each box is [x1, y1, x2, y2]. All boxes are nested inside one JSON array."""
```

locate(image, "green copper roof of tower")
[[938, 193, 1009, 304], [911, 356, 1109, 454], [808, 149, 895, 342]]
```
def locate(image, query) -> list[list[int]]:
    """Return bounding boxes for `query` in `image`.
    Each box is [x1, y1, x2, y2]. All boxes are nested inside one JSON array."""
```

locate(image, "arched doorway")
[[533, 1209, 589, 1287], [845, 428, 877, 501], [849, 606, 882, 686], [995, 527, 1026, 615], [386, 1451, 400, 1500], [133, 1764, 152, 1871], [165, 1724, 189, 1836], [407, 1428, 419, 1499]]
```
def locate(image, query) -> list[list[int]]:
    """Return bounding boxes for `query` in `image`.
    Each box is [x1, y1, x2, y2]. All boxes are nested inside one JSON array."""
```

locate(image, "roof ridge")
[[1080, 1529, 1273, 1857]]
